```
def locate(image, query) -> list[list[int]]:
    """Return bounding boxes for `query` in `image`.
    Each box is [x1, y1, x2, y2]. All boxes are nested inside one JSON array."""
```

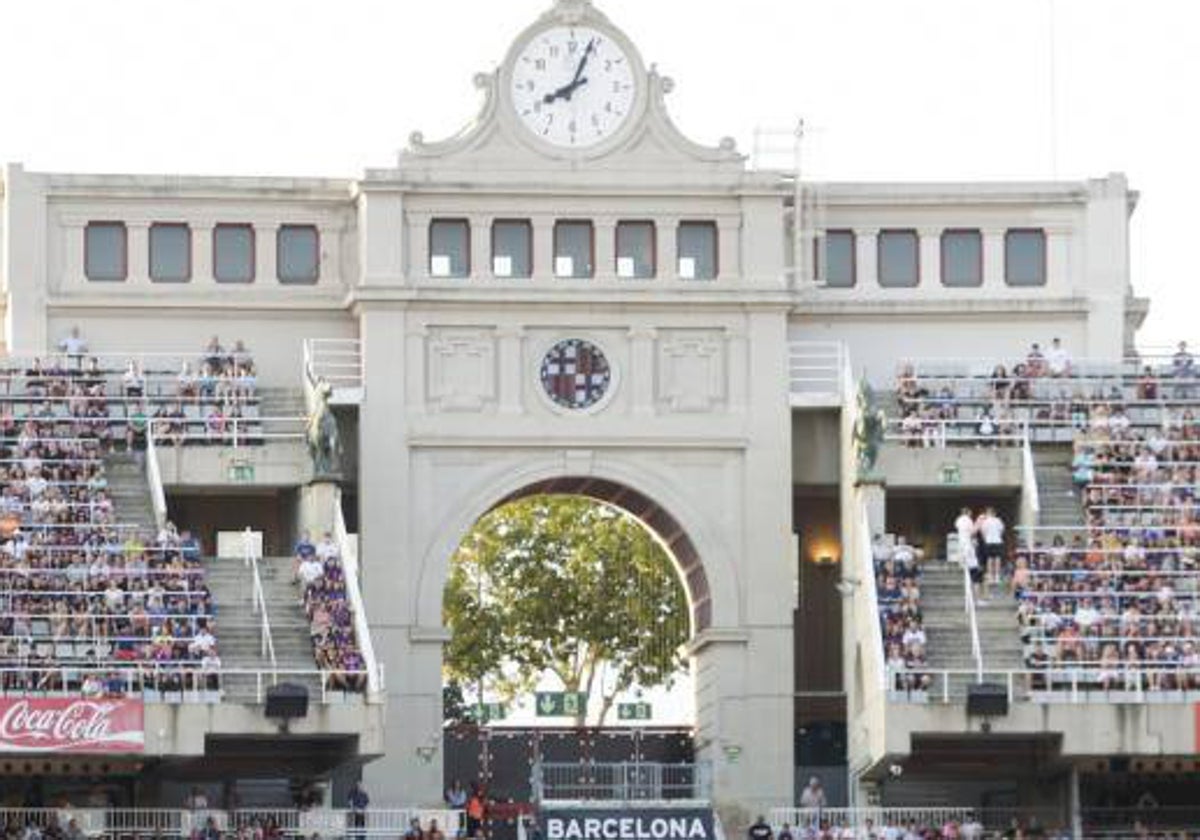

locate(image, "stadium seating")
[[891, 345, 1200, 694], [0, 345, 263, 697], [872, 535, 931, 693], [294, 535, 367, 692]]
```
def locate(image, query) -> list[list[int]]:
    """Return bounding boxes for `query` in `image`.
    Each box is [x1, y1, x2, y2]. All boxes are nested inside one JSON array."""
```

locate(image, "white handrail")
[[1021, 430, 1041, 524], [961, 557, 984, 682], [859, 502, 887, 692], [144, 424, 169, 530], [244, 527, 277, 671], [334, 500, 383, 697]]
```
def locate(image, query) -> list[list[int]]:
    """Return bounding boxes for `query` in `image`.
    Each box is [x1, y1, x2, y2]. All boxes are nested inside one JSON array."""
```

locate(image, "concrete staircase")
[[257, 386, 307, 420], [104, 452, 157, 528], [108, 452, 323, 704], [1032, 444, 1085, 535], [204, 556, 323, 704], [920, 561, 1023, 699]]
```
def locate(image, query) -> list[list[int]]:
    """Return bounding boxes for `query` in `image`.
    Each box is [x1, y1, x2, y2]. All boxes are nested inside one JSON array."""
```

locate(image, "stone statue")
[[306, 377, 343, 479], [852, 380, 885, 480]]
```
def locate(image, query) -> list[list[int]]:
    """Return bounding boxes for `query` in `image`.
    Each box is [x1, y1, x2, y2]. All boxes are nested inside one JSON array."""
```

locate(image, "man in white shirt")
[[316, 532, 338, 562], [58, 326, 88, 362], [298, 555, 325, 588], [188, 626, 217, 658], [954, 508, 983, 600], [977, 507, 1006, 594], [1045, 337, 1071, 377]]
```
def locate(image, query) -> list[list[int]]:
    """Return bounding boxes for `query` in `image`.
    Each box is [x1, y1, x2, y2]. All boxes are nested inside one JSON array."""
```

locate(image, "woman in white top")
[[954, 507, 983, 601]]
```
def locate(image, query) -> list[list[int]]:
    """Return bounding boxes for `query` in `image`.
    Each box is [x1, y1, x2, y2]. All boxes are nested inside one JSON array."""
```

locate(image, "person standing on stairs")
[[977, 506, 1006, 600], [954, 507, 984, 603]]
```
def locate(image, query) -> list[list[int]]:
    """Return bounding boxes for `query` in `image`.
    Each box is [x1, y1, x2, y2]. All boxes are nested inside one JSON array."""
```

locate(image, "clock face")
[[510, 25, 636, 150], [539, 339, 613, 411]]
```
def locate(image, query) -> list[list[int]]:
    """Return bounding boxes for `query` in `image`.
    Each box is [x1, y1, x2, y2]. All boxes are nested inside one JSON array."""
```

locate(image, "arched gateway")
[[354, 0, 796, 817]]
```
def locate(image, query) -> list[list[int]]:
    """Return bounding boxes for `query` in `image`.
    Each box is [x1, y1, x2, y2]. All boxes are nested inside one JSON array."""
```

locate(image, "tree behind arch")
[[443, 495, 690, 726]]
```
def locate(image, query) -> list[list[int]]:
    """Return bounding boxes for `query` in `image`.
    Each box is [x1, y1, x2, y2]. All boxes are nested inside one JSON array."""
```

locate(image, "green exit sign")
[[229, 461, 255, 483], [617, 702, 652, 721], [535, 691, 588, 717], [939, 463, 962, 486], [471, 702, 506, 723]]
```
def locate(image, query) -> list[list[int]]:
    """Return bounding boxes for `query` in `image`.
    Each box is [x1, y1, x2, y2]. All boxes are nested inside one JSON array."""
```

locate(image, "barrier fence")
[[0, 808, 462, 838], [532, 761, 712, 802]]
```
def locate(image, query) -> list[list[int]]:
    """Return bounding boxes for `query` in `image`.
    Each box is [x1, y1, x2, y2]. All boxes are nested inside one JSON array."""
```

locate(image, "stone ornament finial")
[[554, 0, 592, 24]]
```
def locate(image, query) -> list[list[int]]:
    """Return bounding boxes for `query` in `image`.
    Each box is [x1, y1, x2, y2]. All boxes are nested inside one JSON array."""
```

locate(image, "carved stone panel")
[[656, 329, 728, 413], [426, 328, 497, 413]]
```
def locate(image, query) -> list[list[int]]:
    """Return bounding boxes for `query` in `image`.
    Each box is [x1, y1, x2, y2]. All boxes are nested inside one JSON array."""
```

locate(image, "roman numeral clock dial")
[[510, 25, 636, 151]]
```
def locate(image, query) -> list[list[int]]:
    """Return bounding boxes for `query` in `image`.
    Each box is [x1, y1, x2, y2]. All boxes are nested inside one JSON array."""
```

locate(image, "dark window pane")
[[878, 229, 918, 287], [278, 225, 320, 283], [941, 229, 982, 287], [554, 221, 593, 278], [823, 230, 855, 287], [85, 222, 126, 281], [492, 220, 532, 278], [214, 225, 255, 283], [430, 219, 470, 278], [678, 221, 717, 280], [149, 224, 190, 283], [616, 221, 655, 279], [1006, 229, 1046, 286]]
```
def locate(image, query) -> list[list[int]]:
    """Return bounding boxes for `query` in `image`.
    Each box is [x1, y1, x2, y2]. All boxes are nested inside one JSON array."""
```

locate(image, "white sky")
[[2, 0, 1196, 347]]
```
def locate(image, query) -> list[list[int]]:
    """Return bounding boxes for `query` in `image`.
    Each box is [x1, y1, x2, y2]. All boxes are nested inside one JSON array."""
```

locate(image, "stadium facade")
[[0, 0, 1192, 835]]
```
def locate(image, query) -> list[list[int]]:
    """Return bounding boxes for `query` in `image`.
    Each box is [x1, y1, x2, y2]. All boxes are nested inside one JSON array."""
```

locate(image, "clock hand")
[[542, 38, 596, 104], [542, 75, 590, 104], [569, 39, 596, 87]]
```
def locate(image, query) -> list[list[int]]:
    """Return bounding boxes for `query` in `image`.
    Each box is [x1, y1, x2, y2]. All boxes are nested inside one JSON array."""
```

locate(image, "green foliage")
[[443, 495, 689, 725]]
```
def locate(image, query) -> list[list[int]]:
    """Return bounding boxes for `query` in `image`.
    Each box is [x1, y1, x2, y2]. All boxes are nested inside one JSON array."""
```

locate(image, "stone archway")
[[490, 476, 713, 633]]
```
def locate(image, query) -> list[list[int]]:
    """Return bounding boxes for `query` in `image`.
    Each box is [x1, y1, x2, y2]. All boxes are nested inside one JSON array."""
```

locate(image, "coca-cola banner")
[[0, 698, 144, 753]]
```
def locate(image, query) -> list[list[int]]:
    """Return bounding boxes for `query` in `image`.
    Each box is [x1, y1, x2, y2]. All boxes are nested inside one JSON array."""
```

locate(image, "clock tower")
[[356, 0, 795, 819]]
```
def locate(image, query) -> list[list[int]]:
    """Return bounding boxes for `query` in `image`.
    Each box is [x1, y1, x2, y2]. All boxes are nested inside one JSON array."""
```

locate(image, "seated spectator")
[[1045, 337, 1071, 377], [122, 360, 146, 398]]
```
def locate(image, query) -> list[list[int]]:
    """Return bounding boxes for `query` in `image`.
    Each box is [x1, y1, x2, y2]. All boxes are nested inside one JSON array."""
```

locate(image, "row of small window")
[[817, 228, 1048, 288], [84, 222, 320, 283], [429, 219, 719, 280]]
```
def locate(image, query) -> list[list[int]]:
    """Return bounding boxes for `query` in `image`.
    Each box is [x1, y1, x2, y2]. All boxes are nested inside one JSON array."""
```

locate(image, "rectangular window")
[[615, 221, 656, 279], [278, 224, 320, 284], [877, 229, 919, 287], [940, 229, 982, 287], [149, 223, 191, 283], [85, 222, 127, 282], [213, 224, 255, 283], [554, 220, 594, 278], [491, 219, 532, 278], [821, 230, 856, 288], [429, 219, 470, 278], [677, 221, 718, 280], [1005, 228, 1047, 286]]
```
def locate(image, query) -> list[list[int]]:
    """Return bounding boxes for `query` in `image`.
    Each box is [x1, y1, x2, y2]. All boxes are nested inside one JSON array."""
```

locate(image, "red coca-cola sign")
[[0, 698, 143, 753]]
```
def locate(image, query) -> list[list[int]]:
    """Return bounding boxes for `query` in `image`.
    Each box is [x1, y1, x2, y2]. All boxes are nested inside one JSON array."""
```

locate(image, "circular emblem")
[[539, 339, 612, 411]]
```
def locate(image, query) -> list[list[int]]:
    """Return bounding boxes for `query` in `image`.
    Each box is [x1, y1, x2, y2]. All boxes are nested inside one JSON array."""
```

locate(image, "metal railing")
[[0, 808, 460, 838], [770, 807, 973, 833], [0, 666, 372, 704], [304, 338, 364, 392], [788, 341, 846, 406], [244, 529, 277, 671], [149, 415, 306, 448], [145, 422, 168, 530], [886, 667, 1200, 705], [961, 559, 984, 682], [334, 498, 383, 698], [885, 416, 1028, 446], [531, 761, 713, 803], [1022, 433, 1041, 518], [859, 501, 888, 693]]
